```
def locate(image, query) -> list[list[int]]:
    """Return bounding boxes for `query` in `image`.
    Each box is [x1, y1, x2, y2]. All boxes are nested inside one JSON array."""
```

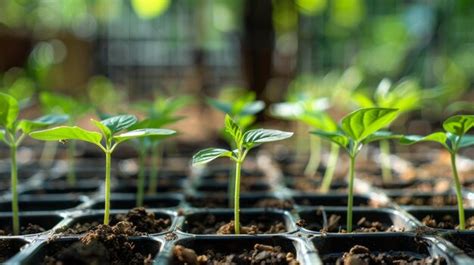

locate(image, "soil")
[[286, 178, 346, 192], [56, 208, 171, 235], [0, 223, 46, 235], [376, 179, 450, 193], [186, 196, 294, 209], [0, 240, 25, 263], [299, 214, 403, 233], [333, 245, 446, 265], [42, 222, 154, 265], [183, 214, 287, 234], [421, 215, 474, 230], [172, 244, 300, 265], [392, 195, 459, 206], [443, 234, 474, 258]]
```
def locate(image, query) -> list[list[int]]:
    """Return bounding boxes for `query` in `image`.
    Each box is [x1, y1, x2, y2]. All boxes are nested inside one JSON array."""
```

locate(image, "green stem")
[[104, 151, 112, 225], [450, 153, 465, 230], [10, 144, 19, 235], [67, 140, 76, 186], [39, 141, 58, 168], [347, 155, 355, 233], [234, 161, 242, 234], [304, 135, 321, 177], [320, 143, 340, 193], [380, 140, 392, 183], [136, 151, 146, 207], [147, 144, 161, 195]]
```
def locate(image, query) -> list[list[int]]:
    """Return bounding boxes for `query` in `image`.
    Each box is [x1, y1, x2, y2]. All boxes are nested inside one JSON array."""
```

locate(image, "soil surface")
[[333, 245, 446, 265], [392, 195, 459, 206], [183, 214, 286, 234], [43, 222, 154, 265], [421, 215, 474, 230], [186, 196, 294, 209], [299, 214, 403, 233], [172, 243, 299, 265], [286, 178, 346, 192], [0, 223, 46, 235], [0, 240, 24, 263], [56, 207, 171, 235]]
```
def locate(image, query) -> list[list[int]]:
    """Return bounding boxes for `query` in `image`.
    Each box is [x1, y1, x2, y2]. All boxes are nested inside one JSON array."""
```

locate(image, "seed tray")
[[0, 156, 474, 264]]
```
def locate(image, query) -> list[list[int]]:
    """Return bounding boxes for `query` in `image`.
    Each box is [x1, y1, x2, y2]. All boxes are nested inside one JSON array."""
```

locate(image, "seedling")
[[192, 115, 293, 234], [207, 92, 265, 207], [133, 95, 190, 196], [353, 78, 422, 182], [30, 115, 175, 225], [0, 92, 68, 235], [312, 108, 400, 232], [271, 98, 339, 185], [401, 115, 474, 230], [39, 91, 91, 185]]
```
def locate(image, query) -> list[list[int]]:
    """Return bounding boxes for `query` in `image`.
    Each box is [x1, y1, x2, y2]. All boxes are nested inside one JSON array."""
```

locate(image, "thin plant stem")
[[147, 143, 161, 195], [380, 140, 392, 183], [66, 140, 76, 186], [136, 150, 146, 207], [104, 151, 112, 225], [39, 141, 58, 168], [234, 161, 242, 234], [450, 153, 465, 230], [320, 143, 340, 193], [304, 135, 321, 177], [347, 155, 355, 233], [10, 144, 19, 235]]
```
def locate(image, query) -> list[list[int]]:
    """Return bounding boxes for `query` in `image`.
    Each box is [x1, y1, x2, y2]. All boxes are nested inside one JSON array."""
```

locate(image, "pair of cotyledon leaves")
[[29, 114, 176, 150], [192, 115, 293, 165], [0, 93, 68, 143]]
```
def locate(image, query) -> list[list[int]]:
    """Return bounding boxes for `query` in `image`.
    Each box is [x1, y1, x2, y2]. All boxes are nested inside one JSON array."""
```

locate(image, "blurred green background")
[[1, 0, 473, 120]]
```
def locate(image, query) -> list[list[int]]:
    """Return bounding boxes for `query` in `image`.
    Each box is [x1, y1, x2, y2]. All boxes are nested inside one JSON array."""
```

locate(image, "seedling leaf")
[[243, 129, 293, 147], [17, 114, 69, 134], [311, 130, 349, 149], [341, 108, 399, 142], [0, 92, 19, 128], [100, 115, 137, 133], [443, 115, 474, 136], [192, 148, 233, 165], [240, 101, 265, 116], [225, 115, 243, 146], [460, 135, 474, 148], [114, 128, 176, 144], [30, 126, 103, 146], [91, 119, 112, 138], [363, 131, 403, 144], [400, 132, 449, 149]]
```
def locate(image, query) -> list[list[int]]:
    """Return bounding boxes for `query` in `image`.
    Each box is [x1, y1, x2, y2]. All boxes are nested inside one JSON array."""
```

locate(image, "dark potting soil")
[[0, 223, 46, 235], [56, 208, 170, 235], [0, 240, 25, 262], [184, 214, 286, 234], [43, 222, 153, 265], [286, 178, 346, 192], [392, 195, 458, 207], [187, 196, 294, 209], [421, 215, 474, 230], [332, 245, 445, 265], [298, 214, 403, 233], [172, 244, 300, 265]]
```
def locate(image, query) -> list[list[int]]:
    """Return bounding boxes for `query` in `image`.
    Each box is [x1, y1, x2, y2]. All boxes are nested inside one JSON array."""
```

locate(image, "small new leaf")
[[443, 115, 474, 136], [460, 135, 474, 149], [192, 148, 233, 165], [240, 101, 265, 116], [91, 119, 112, 138], [30, 126, 103, 146], [0, 92, 19, 128], [100, 115, 137, 134], [341, 108, 399, 142], [311, 131, 349, 150], [225, 115, 243, 146], [363, 131, 403, 144], [17, 114, 69, 134], [243, 129, 293, 147], [114, 128, 176, 144]]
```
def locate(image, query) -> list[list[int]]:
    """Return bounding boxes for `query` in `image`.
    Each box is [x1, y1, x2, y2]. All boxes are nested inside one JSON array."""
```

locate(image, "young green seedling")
[[0, 92, 68, 235], [39, 91, 91, 185], [192, 115, 293, 234], [30, 115, 175, 225], [271, 98, 340, 186], [312, 108, 400, 232], [401, 115, 474, 230], [133, 95, 190, 196], [207, 92, 265, 207], [353, 79, 422, 183]]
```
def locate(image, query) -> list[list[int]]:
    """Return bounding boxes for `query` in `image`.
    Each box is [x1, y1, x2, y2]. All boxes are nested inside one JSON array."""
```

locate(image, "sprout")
[[30, 115, 175, 225], [401, 115, 474, 230], [0, 92, 68, 235], [312, 108, 400, 232], [192, 115, 293, 234]]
